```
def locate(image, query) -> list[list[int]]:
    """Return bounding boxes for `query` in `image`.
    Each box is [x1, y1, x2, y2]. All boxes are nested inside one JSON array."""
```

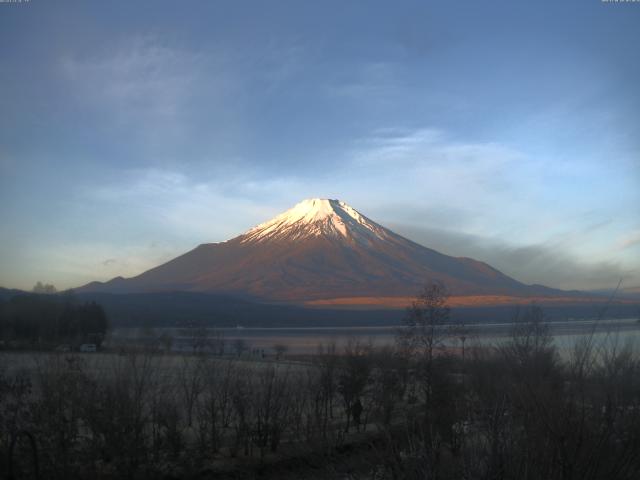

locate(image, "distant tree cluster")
[[0, 293, 108, 346], [32, 281, 57, 294]]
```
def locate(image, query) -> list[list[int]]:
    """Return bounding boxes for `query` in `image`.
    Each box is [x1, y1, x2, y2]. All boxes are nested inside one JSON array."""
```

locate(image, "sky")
[[0, 0, 638, 292]]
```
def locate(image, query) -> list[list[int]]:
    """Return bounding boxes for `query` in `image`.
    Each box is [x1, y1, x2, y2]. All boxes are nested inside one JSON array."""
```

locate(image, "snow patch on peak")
[[240, 198, 390, 244], [283, 198, 341, 223]]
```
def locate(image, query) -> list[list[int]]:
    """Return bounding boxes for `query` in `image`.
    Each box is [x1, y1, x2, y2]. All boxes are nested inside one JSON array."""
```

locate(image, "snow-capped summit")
[[241, 198, 388, 244], [79, 198, 560, 302]]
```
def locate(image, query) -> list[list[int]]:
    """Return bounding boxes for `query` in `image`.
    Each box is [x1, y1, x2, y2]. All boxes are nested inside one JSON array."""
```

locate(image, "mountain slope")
[[80, 198, 565, 301]]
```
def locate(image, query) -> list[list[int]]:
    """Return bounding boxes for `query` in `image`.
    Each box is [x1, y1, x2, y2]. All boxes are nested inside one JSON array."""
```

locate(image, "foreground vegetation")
[[0, 286, 639, 479]]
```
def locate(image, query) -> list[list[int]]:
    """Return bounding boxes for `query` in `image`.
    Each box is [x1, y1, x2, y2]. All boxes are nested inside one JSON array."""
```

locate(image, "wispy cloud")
[[353, 128, 522, 187], [48, 242, 179, 287], [342, 128, 532, 234], [327, 61, 400, 100], [389, 223, 635, 291], [341, 127, 640, 289], [619, 230, 640, 250], [61, 37, 206, 123], [82, 167, 308, 242]]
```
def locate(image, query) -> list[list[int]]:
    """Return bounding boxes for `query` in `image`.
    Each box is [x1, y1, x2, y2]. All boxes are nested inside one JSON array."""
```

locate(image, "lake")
[[109, 318, 640, 355]]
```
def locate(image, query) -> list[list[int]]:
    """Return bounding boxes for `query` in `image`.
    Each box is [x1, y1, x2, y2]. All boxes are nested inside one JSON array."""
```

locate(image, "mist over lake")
[[108, 317, 640, 355]]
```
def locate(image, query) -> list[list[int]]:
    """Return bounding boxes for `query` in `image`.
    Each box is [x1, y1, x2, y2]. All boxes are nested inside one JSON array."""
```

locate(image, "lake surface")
[[110, 318, 640, 355]]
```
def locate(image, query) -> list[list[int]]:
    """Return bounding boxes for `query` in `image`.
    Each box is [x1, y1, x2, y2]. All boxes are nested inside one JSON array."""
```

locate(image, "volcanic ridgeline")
[[79, 198, 569, 305]]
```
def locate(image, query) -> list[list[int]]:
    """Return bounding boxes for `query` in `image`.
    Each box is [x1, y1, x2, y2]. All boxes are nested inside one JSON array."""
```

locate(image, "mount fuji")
[[80, 198, 565, 303]]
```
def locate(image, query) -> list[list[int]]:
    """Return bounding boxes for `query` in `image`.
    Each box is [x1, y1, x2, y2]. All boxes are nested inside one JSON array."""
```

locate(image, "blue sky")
[[1, 0, 638, 291]]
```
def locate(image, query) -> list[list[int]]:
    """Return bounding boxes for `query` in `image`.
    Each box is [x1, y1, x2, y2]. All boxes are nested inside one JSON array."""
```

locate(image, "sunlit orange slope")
[[80, 198, 580, 305]]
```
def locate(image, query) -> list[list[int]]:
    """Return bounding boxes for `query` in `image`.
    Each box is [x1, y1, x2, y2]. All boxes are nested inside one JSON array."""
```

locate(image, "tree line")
[[0, 293, 109, 347]]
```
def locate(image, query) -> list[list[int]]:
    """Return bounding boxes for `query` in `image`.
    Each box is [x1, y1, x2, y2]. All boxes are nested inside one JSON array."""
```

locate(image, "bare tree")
[[192, 326, 212, 354], [397, 281, 451, 409], [338, 339, 372, 432], [273, 343, 288, 360], [233, 338, 248, 357], [250, 365, 291, 458], [196, 359, 237, 454], [32, 354, 91, 479], [500, 304, 557, 379], [158, 331, 173, 353], [211, 329, 226, 356], [230, 368, 252, 457], [314, 342, 338, 435], [80, 351, 161, 479], [371, 345, 408, 426], [178, 355, 206, 428]]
